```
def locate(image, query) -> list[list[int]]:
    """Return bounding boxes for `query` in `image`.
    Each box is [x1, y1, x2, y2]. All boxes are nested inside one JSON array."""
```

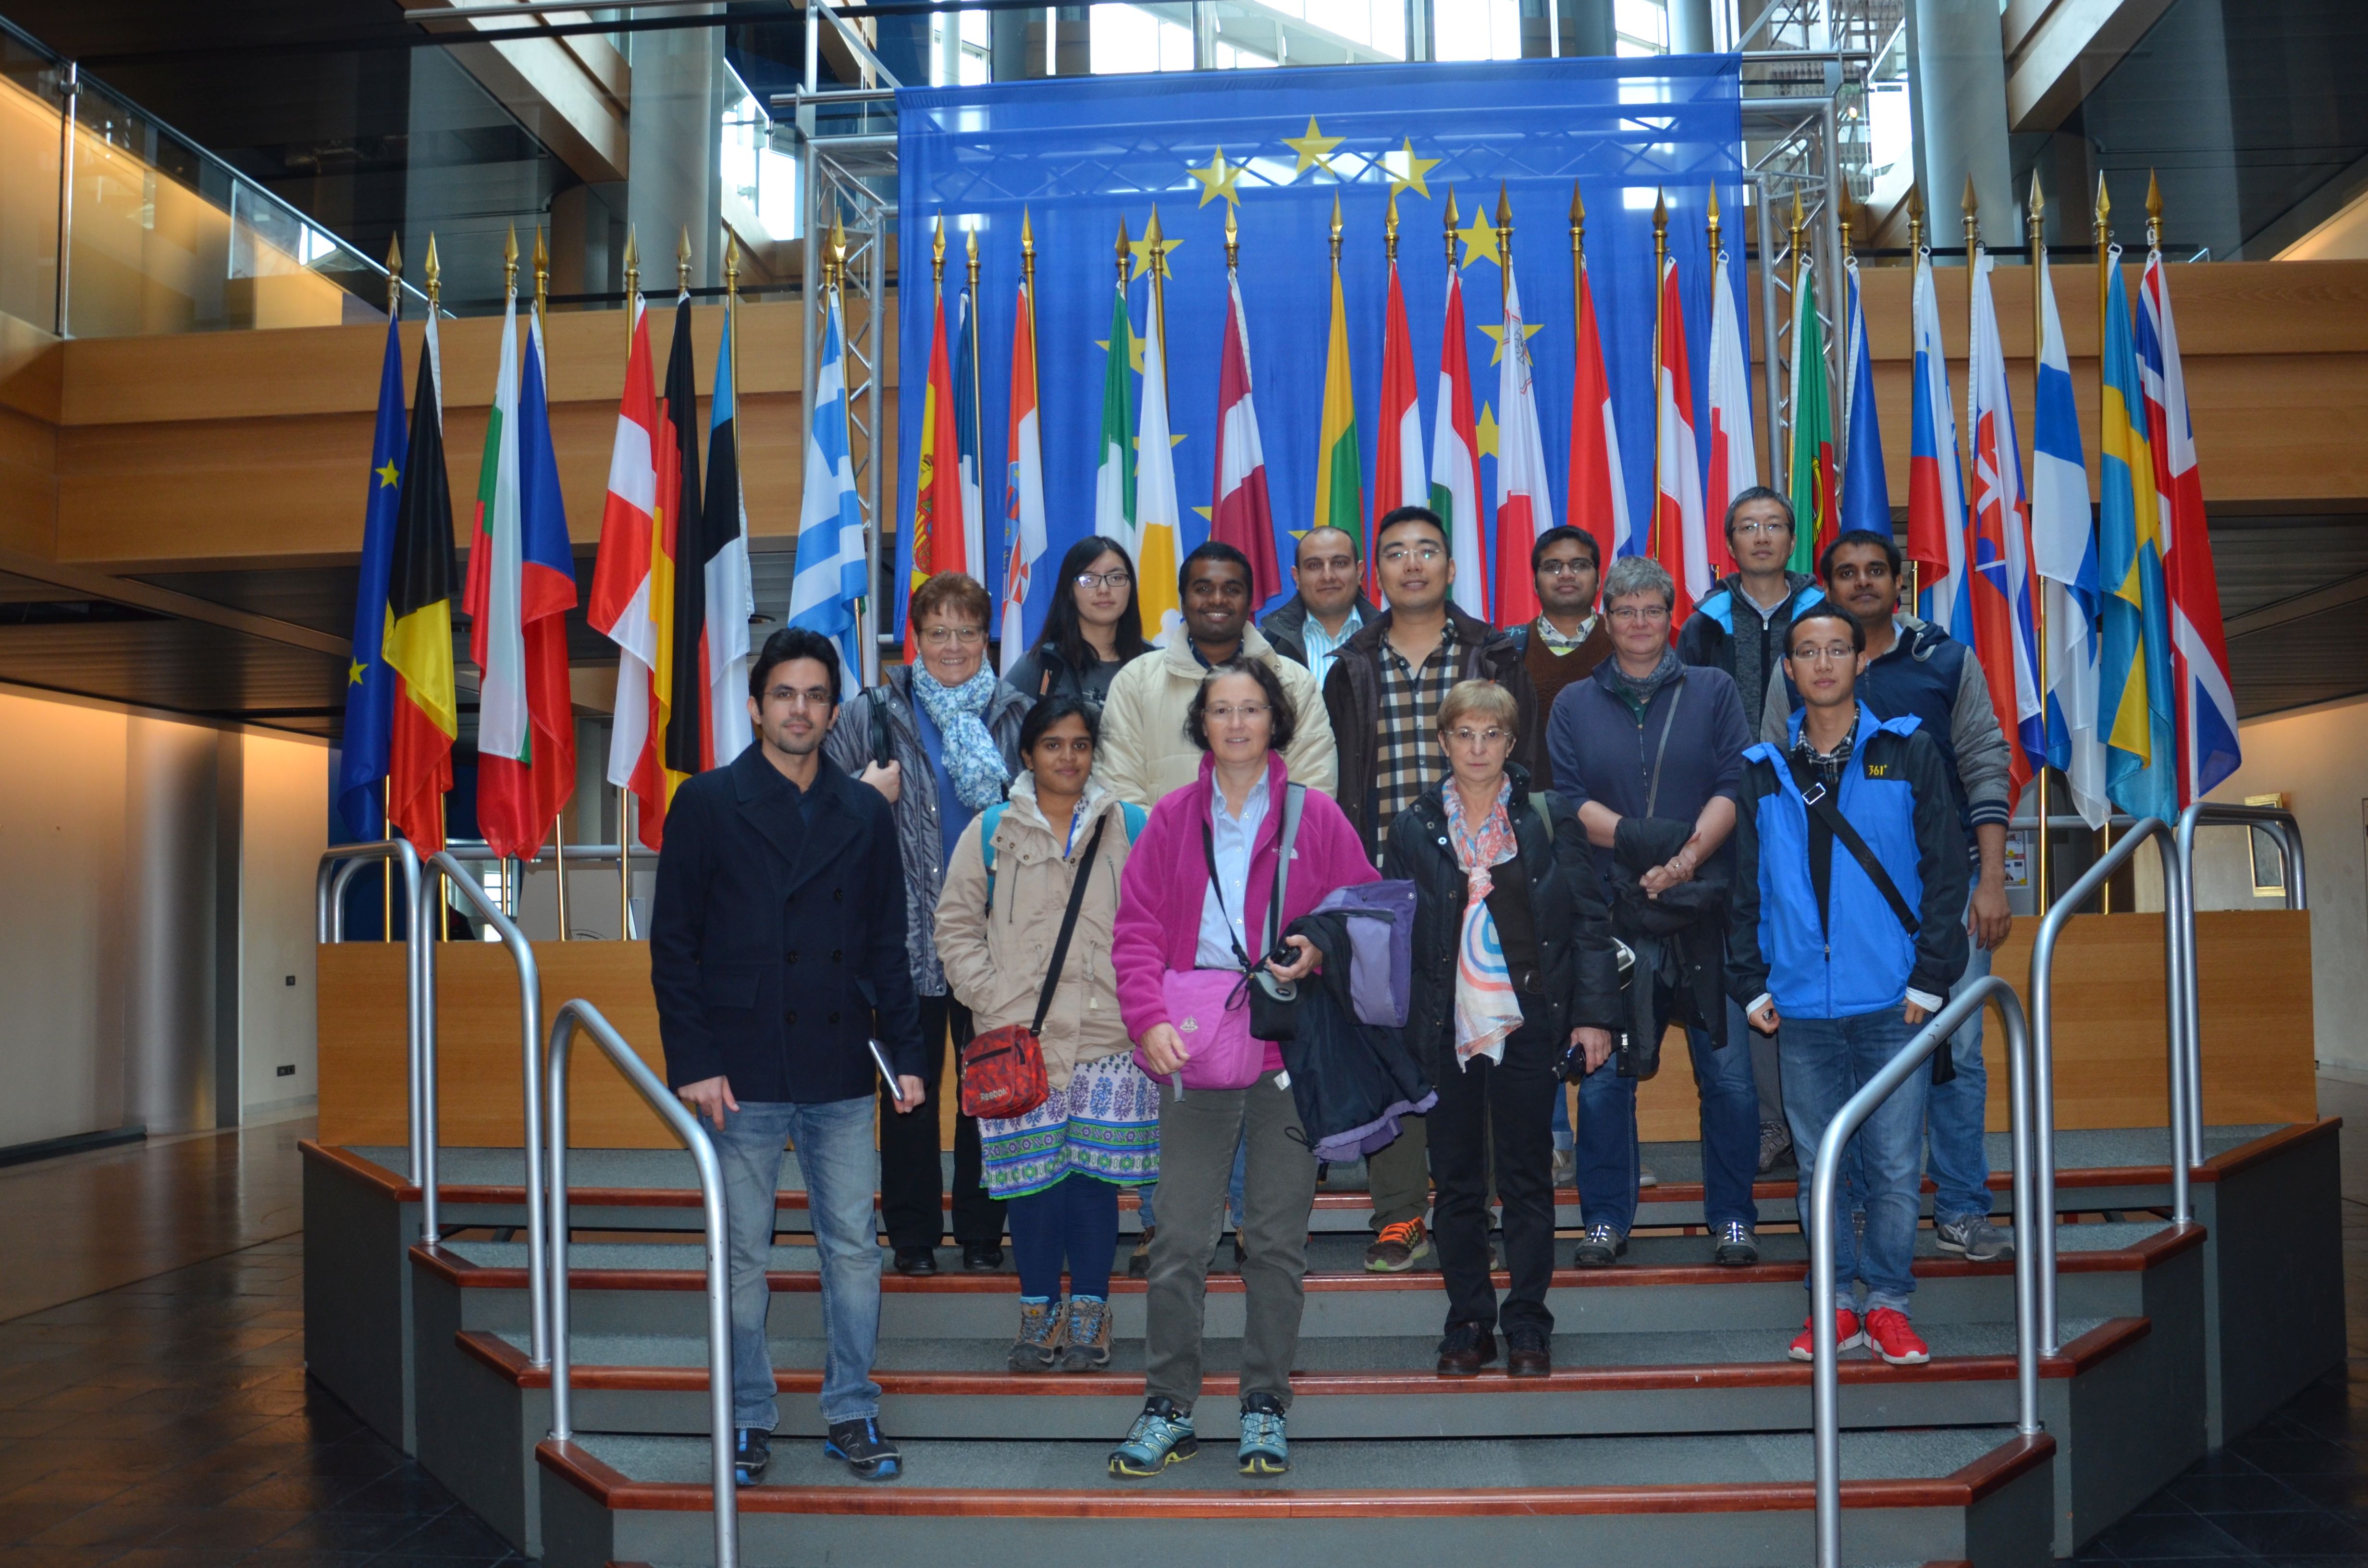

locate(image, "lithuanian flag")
[[1315, 250, 1363, 577], [384, 313, 458, 854]]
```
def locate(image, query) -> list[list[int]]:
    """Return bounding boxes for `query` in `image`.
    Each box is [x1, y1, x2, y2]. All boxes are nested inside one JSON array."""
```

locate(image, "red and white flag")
[[1492, 253, 1554, 627], [1371, 253, 1426, 589], [1210, 271, 1281, 608], [1433, 266, 1486, 621], [587, 294, 667, 848], [1652, 256, 1710, 628], [1703, 245, 1756, 580], [1566, 247, 1630, 575]]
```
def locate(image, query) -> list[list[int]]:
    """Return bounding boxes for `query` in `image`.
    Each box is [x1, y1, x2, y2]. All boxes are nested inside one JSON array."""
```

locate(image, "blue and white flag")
[[790, 292, 871, 693], [2030, 245, 2108, 828]]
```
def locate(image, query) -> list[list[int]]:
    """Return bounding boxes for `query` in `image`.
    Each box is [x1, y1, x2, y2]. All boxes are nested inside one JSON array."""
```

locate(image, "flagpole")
[[2095, 173, 2113, 912], [1651, 189, 1666, 564], [382, 236, 403, 943], [618, 226, 638, 941], [2029, 174, 2053, 916], [423, 233, 452, 944], [1787, 190, 1806, 501], [1903, 189, 1923, 612]]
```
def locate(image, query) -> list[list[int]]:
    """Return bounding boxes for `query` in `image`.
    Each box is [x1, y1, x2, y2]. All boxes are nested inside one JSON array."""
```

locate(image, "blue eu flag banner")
[[338, 315, 408, 842], [896, 57, 1742, 638]]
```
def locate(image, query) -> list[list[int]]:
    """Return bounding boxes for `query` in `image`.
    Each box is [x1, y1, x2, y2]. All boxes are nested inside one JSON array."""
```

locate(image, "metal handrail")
[[2173, 803, 2307, 1158], [425, 852, 551, 1367], [2027, 816, 2183, 1354], [1811, 976, 2040, 1568], [545, 1001, 738, 1568], [315, 841, 439, 1239]]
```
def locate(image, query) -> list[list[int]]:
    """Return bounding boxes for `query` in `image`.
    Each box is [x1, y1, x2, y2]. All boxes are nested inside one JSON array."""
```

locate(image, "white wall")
[[236, 732, 328, 1118], [2204, 695, 2368, 1070]]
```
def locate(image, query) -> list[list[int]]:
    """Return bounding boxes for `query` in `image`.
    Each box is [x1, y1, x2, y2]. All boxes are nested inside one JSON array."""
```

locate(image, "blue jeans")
[[1575, 993, 1760, 1236], [1924, 921, 1994, 1223], [1782, 1008, 1927, 1315], [712, 1097, 882, 1430]]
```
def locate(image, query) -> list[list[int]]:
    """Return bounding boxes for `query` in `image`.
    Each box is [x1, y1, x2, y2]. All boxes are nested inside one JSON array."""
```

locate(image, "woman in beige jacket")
[[936, 696, 1155, 1373]]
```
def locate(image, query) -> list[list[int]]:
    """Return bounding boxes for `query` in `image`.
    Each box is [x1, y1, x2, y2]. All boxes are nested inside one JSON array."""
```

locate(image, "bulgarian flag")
[[588, 294, 670, 850], [1315, 243, 1364, 580], [1211, 270, 1280, 608], [1567, 243, 1630, 576], [1651, 255, 1709, 628], [384, 309, 458, 853], [1785, 260, 1838, 576], [1432, 259, 1485, 620], [1492, 243, 1554, 627], [1372, 250, 1425, 564]]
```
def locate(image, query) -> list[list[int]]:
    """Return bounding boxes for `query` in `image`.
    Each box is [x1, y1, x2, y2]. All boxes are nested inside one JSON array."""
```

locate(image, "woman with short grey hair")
[[1599, 553, 1676, 611]]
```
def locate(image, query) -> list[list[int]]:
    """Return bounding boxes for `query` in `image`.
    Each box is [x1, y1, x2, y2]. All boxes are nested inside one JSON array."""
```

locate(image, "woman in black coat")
[[1382, 679, 1624, 1379]]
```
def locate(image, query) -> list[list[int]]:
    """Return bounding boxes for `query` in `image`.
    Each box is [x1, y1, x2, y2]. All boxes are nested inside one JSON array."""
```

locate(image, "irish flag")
[[1433, 261, 1485, 620]]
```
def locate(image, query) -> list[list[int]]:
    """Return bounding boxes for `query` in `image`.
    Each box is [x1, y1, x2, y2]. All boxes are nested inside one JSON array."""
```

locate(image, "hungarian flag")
[[1372, 255, 1425, 557], [904, 272, 962, 656], [1433, 261, 1486, 621], [589, 294, 668, 850], [337, 306, 407, 845], [656, 293, 704, 800], [998, 274, 1048, 671], [1704, 242, 1755, 579], [1093, 274, 1135, 576], [1785, 260, 1838, 576], [1651, 256, 1709, 628], [1315, 254, 1364, 581], [384, 313, 458, 853], [1492, 247, 1554, 627], [1566, 244, 1629, 581], [1211, 270, 1280, 608], [1907, 251, 1969, 632], [2139, 250, 2241, 806], [1966, 248, 2042, 802], [695, 293, 754, 768]]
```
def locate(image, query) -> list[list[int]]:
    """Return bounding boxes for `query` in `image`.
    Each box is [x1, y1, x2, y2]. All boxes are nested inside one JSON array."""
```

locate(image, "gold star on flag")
[[1282, 116, 1342, 176], [1187, 147, 1243, 208], [375, 461, 400, 488], [1096, 328, 1148, 376], [1133, 433, 1189, 451], [1385, 138, 1439, 200], [1127, 233, 1183, 282], [1192, 506, 1214, 522], [1456, 207, 1501, 268], [348, 659, 369, 686], [1479, 321, 1543, 365], [1476, 403, 1500, 459]]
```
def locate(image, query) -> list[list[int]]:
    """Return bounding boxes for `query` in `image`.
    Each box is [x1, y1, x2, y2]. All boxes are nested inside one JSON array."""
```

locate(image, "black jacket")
[[649, 746, 924, 1102], [1322, 604, 1544, 855], [1260, 591, 1381, 668], [1382, 766, 1624, 1074]]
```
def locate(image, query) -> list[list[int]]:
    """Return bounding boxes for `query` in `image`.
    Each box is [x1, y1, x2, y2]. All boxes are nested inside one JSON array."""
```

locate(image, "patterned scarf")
[[1606, 642, 1685, 713], [1442, 778, 1524, 1068], [910, 663, 1010, 811]]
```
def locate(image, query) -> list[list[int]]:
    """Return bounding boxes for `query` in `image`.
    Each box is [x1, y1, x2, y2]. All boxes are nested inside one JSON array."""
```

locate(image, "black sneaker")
[[1712, 1220, 1759, 1267], [823, 1417, 902, 1480], [734, 1426, 771, 1485], [1571, 1222, 1627, 1268], [962, 1244, 1005, 1273], [892, 1247, 937, 1276]]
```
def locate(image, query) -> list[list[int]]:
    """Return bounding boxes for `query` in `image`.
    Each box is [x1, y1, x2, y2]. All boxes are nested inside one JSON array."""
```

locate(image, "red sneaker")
[[1788, 1310, 1862, 1362], [1862, 1308, 1930, 1366]]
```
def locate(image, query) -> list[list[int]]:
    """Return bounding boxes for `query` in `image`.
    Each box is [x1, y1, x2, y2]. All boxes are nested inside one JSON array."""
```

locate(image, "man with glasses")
[[1678, 488, 1827, 1172], [1547, 555, 1762, 1270], [1503, 526, 1614, 792], [1261, 526, 1380, 688], [1729, 604, 1968, 1366], [1320, 504, 1541, 1272], [825, 571, 1030, 1277]]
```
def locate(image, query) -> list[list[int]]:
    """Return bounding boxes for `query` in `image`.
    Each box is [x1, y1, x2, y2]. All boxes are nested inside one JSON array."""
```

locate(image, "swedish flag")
[[2097, 256, 2175, 823], [336, 314, 408, 841]]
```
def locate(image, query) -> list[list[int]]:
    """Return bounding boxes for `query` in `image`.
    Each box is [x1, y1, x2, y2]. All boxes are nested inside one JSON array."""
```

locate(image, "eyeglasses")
[[764, 686, 833, 709], [1380, 543, 1444, 564], [1536, 559, 1596, 578], [920, 625, 986, 648], [1074, 570, 1132, 590], [1446, 727, 1511, 748], [1790, 644, 1858, 664], [1205, 703, 1270, 724], [1731, 519, 1791, 539], [1607, 603, 1671, 624]]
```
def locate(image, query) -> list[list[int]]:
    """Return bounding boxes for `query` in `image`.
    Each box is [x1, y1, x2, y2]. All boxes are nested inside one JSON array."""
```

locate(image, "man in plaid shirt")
[[1321, 505, 1541, 1272]]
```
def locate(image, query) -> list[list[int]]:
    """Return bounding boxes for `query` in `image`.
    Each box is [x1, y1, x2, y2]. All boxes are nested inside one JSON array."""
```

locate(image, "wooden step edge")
[[460, 1316, 2145, 1396], [534, 1431, 2055, 1518], [410, 1224, 2206, 1292]]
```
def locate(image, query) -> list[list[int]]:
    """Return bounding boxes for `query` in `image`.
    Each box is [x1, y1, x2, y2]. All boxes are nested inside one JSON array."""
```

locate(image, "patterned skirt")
[[979, 1049, 1162, 1200]]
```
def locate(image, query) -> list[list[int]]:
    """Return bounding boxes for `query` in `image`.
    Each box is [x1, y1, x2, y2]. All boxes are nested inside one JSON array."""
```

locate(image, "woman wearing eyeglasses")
[[1003, 535, 1150, 710], [825, 570, 1031, 1278], [1384, 680, 1623, 1380]]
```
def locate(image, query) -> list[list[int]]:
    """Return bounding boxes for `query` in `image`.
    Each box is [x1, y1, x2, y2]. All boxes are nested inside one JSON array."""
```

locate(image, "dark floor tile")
[[21, 1509, 191, 1552], [2168, 1468, 2318, 1514], [254, 1515, 422, 1556], [2225, 1434, 2367, 1477], [358, 1555, 512, 1568], [144, 1511, 308, 1553], [377, 1512, 510, 1559], [2089, 1510, 2251, 1558], [323, 1476, 452, 1518], [2276, 1471, 2368, 1510], [235, 1549, 377, 1568], [2204, 1507, 2368, 1555], [216, 1476, 372, 1515]]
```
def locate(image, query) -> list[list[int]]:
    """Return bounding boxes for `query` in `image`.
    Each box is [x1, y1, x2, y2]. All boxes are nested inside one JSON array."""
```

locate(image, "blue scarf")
[[911, 664, 1010, 810]]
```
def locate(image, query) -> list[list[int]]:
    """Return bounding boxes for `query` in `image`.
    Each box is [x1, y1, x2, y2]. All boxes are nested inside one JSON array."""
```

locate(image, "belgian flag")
[[385, 315, 459, 853]]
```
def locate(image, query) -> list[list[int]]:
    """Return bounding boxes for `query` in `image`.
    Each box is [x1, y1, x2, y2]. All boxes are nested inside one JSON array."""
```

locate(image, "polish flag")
[[587, 294, 666, 848], [1566, 247, 1631, 575], [1210, 271, 1281, 608], [1702, 244, 1755, 580], [1652, 256, 1709, 628], [1492, 253, 1554, 627]]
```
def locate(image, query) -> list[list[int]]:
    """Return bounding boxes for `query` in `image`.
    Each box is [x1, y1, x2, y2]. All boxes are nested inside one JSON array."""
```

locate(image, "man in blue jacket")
[[1730, 605, 1969, 1367], [652, 627, 928, 1485]]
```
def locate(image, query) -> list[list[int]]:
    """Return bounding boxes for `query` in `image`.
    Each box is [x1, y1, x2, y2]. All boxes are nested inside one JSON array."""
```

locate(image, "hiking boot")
[[1756, 1119, 1794, 1173], [1788, 1310, 1864, 1362], [1127, 1225, 1154, 1278], [1058, 1296, 1111, 1372], [1505, 1325, 1551, 1378], [1862, 1307, 1931, 1365], [1237, 1393, 1289, 1476], [1008, 1297, 1063, 1372], [1109, 1397, 1197, 1477], [1571, 1222, 1627, 1268], [1934, 1213, 2011, 1262], [1364, 1218, 1432, 1273], [733, 1427, 770, 1485], [1435, 1321, 1496, 1375], [823, 1417, 901, 1480], [1712, 1220, 1759, 1266]]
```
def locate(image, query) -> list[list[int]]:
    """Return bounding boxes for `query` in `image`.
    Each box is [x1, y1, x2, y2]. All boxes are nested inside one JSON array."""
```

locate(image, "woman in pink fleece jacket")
[[1105, 661, 1376, 1482]]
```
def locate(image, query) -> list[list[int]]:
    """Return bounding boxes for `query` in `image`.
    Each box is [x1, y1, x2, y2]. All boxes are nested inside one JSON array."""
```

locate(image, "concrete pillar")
[[1907, 0, 2017, 248], [628, 14, 726, 292], [1668, 0, 1714, 54]]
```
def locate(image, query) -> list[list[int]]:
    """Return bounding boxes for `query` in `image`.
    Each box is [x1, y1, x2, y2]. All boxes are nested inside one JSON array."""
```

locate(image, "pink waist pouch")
[[1137, 968, 1264, 1091]]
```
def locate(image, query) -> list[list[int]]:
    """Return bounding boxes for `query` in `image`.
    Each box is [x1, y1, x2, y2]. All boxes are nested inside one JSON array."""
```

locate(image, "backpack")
[[983, 798, 1148, 913]]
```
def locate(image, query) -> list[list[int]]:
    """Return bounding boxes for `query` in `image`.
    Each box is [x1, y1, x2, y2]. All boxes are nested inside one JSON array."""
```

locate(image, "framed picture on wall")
[[2246, 793, 2289, 898]]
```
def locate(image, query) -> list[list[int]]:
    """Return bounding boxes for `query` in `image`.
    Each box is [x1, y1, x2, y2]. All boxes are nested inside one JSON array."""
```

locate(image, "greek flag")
[[790, 293, 869, 693]]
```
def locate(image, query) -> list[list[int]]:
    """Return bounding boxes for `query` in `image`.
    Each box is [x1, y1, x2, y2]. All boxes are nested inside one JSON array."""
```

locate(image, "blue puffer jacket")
[[1727, 705, 1970, 1021]]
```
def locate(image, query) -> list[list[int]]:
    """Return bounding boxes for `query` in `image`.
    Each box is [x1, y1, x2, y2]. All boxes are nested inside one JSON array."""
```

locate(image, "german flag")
[[385, 315, 459, 853]]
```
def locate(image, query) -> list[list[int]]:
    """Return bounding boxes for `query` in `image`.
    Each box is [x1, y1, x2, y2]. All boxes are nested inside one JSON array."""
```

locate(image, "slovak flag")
[[2138, 252, 2241, 805], [1652, 254, 1709, 627], [1907, 249, 1970, 634], [1966, 249, 2044, 802]]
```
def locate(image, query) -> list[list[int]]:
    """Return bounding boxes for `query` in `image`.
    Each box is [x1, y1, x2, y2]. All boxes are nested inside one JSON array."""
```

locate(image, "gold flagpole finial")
[[503, 224, 519, 294], [1841, 214, 1854, 259], [1022, 208, 1037, 294], [2146, 168, 2163, 250], [828, 211, 847, 293], [933, 213, 947, 284], [623, 225, 639, 295], [1908, 186, 1924, 257], [1569, 180, 1585, 258], [2094, 173, 2111, 248], [677, 226, 691, 293], [1114, 215, 1130, 288], [1444, 185, 1459, 267], [1963, 173, 1980, 256], [1224, 202, 1239, 271], [1385, 187, 1400, 262], [964, 223, 978, 288], [424, 233, 441, 312], [1706, 181, 1721, 257], [385, 234, 402, 318], [1788, 188, 1805, 265], [2029, 168, 2047, 228], [726, 232, 740, 299], [1653, 186, 1668, 238], [1494, 182, 1513, 243], [1329, 192, 1343, 264], [533, 225, 548, 320]]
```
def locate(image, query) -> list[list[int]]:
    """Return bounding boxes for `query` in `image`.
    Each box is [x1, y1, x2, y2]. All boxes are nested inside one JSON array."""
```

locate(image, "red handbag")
[[959, 815, 1107, 1121]]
